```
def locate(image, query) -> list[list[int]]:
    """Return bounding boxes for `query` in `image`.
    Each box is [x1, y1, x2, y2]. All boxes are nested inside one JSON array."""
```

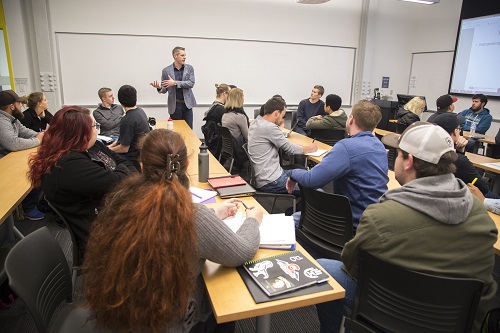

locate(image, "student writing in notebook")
[[83, 129, 263, 333]]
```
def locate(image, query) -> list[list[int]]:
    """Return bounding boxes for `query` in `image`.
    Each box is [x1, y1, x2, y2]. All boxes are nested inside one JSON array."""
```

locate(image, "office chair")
[[296, 185, 353, 260], [309, 129, 346, 146], [341, 251, 484, 333], [45, 197, 82, 288], [242, 143, 297, 214], [375, 133, 396, 171], [218, 125, 235, 173], [4, 227, 89, 333]]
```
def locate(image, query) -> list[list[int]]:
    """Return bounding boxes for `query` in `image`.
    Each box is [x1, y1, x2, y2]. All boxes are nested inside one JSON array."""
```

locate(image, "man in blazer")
[[150, 46, 197, 128]]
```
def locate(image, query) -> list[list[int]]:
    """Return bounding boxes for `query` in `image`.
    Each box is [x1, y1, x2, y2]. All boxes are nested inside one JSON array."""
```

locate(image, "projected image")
[[450, 13, 500, 98]]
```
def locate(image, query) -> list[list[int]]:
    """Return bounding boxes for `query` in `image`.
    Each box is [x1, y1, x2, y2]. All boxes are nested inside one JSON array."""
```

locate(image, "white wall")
[[6, 0, 497, 138]]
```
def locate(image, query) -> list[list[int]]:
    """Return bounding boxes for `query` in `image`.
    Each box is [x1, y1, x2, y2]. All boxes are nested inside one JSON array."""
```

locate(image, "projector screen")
[[450, 13, 500, 98]]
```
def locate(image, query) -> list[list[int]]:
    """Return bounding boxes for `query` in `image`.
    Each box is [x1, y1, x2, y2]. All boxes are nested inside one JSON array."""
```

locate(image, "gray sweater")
[[185, 204, 260, 332], [222, 112, 248, 141], [0, 110, 39, 158], [248, 116, 303, 188], [93, 104, 124, 137]]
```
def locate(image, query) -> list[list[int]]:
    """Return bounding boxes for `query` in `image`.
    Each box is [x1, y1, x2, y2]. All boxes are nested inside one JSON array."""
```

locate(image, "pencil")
[[471, 177, 478, 185]]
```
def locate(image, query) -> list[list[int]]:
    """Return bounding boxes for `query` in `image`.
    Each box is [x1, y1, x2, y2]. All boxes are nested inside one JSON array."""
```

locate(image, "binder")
[[239, 250, 331, 301]]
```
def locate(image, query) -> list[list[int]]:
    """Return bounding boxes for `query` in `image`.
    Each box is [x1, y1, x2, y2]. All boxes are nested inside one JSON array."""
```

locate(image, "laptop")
[[284, 121, 298, 138]]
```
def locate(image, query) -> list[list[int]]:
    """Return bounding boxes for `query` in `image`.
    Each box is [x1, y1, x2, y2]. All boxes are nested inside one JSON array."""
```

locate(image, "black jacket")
[[397, 107, 420, 126], [42, 141, 136, 257], [455, 152, 489, 195], [20, 108, 53, 132]]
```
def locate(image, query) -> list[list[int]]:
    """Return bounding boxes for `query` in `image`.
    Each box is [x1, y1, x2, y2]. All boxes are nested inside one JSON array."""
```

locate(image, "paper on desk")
[[97, 135, 114, 144], [190, 187, 218, 203], [305, 149, 327, 157], [481, 162, 500, 171], [222, 213, 296, 248]]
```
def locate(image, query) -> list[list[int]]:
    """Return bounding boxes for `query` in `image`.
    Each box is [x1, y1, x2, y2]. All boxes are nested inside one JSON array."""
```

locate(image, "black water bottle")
[[198, 145, 209, 182]]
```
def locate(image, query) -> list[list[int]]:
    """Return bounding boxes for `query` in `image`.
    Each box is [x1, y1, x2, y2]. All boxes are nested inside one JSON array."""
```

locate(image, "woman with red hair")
[[83, 129, 262, 333], [28, 106, 136, 257]]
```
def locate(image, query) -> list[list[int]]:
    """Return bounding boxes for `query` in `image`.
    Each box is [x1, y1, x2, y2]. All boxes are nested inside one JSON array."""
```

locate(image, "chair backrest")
[[375, 133, 396, 171], [45, 197, 81, 267], [218, 125, 234, 158], [347, 251, 484, 333], [242, 143, 257, 187], [5, 227, 73, 333], [309, 129, 346, 146], [296, 185, 353, 260], [396, 122, 408, 134]]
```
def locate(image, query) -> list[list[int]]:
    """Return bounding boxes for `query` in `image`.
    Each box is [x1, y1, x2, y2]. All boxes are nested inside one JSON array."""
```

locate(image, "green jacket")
[[342, 196, 497, 332], [305, 109, 347, 130]]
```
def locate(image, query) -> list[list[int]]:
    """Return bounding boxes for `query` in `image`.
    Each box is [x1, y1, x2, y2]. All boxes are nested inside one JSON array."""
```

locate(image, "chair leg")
[[72, 268, 78, 290], [339, 316, 346, 333], [228, 159, 234, 174]]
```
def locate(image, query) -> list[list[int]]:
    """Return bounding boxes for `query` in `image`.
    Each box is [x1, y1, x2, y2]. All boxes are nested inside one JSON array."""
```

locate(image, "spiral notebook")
[[238, 250, 330, 301]]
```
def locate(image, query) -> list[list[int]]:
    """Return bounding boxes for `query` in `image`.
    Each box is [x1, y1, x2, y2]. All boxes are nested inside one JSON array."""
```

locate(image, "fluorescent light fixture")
[[297, 0, 330, 4], [399, 0, 440, 4]]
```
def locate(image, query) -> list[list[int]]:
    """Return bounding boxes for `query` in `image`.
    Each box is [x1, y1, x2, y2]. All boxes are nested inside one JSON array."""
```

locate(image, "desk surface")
[[0, 148, 36, 224], [463, 131, 496, 145], [282, 129, 332, 164], [173, 120, 346, 323]]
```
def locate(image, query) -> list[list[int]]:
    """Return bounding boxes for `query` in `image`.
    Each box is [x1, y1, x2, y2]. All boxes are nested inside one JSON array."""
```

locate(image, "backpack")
[[201, 103, 222, 157]]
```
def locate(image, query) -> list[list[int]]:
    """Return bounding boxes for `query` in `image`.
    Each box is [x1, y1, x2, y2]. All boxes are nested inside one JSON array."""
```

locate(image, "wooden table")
[[167, 120, 345, 332], [463, 130, 496, 145], [281, 129, 332, 164], [0, 148, 35, 240]]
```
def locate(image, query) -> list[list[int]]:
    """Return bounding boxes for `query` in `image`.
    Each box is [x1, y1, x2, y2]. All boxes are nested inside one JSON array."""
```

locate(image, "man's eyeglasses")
[[92, 122, 101, 131]]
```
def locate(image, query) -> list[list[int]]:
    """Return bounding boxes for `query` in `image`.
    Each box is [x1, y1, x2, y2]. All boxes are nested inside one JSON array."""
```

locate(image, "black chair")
[[395, 122, 408, 134], [45, 197, 82, 288], [296, 185, 353, 260], [341, 251, 484, 333], [242, 143, 297, 214], [375, 133, 396, 171], [309, 129, 346, 146], [5, 227, 85, 333], [218, 125, 235, 173]]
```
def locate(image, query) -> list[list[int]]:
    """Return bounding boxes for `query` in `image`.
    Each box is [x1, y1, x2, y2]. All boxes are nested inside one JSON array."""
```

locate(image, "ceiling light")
[[297, 0, 330, 4], [398, 0, 440, 4]]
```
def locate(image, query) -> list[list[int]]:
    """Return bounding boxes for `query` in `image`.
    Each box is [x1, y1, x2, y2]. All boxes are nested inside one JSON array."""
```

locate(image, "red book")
[[208, 176, 247, 189]]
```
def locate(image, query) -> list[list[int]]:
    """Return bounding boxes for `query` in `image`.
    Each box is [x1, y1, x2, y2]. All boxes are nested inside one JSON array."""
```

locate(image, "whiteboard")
[[408, 51, 454, 111], [56, 33, 356, 106]]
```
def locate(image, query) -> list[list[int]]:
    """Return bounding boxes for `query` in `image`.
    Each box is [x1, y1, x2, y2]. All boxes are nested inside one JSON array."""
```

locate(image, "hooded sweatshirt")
[[341, 173, 497, 332], [460, 107, 492, 134], [396, 106, 420, 127]]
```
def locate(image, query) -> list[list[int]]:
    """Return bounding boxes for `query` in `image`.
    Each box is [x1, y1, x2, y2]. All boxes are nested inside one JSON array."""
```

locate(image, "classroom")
[[1, 0, 500, 332]]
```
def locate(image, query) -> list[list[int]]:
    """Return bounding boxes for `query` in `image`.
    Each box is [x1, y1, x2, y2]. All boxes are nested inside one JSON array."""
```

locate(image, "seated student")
[[460, 94, 493, 152], [28, 106, 136, 256], [468, 183, 500, 215], [109, 85, 150, 169], [221, 88, 249, 170], [428, 113, 498, 198], [427, 94, 457, 123], [306, 94, 347, 130], [259, 94, 285, 118], [316, 123, 496, 333], [396, 96, 425, 127], [295, 85, 326, 136], [20, 92, 53, 132], [83, 129, 262, 333], [248, 97, 317, 196], [93, 87, 124, 139], [202, 83, 231, 157]]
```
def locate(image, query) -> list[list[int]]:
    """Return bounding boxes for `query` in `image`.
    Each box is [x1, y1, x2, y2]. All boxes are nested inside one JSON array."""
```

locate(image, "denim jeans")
[[172, 102, 193, 129], [258, 170, 300, 197], [315, 259, 357, 333], [22, 188, 41, 211]]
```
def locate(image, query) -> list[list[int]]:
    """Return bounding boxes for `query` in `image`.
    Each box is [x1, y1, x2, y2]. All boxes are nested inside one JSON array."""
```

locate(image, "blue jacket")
[[159, 63, 197, 114], [290, 131, 388, 228], [460, 108, 492, 134]]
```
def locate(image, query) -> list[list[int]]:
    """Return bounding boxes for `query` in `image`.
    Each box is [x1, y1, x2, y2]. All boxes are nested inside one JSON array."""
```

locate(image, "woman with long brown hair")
[[20, 92, 53, 132], [28, 106, 136, 257], [83, 128, 262, 333]]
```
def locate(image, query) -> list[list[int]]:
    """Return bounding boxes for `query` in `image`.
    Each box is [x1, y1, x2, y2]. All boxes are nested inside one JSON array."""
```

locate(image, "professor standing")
[[150, 46, 196, 128]]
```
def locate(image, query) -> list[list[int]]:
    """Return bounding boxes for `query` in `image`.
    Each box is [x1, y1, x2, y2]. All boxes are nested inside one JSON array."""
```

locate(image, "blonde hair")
[[215, 84, 230, 98], [404, 97, 426, 116], [225, 88, 244, 109]]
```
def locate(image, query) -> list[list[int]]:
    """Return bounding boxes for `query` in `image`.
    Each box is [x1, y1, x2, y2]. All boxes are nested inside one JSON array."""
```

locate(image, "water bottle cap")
[[200, 145, 208, 150]]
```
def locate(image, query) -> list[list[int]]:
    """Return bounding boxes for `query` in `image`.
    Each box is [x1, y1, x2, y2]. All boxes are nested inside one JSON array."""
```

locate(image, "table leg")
[[256, 314, 271, 333], [5, 214, 24, 242]]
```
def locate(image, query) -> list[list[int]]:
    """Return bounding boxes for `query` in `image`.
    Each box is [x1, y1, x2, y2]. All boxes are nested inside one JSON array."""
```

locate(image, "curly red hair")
[[28, 106, 93, 188], [83, 129, 197, 333]]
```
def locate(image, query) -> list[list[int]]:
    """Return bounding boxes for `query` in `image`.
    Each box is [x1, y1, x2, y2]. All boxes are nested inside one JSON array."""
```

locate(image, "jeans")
[[294, 126, 309, 136], [316, 259, 357, 333], [22, 189, 41, 211], [465, 139, 478, 153], [258, 169, 300, 197], [172, 102, 193, 129]]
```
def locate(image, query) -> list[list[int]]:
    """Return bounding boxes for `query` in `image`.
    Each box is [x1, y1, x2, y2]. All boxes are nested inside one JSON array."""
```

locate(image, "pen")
[[312, 139, 315, 143], [471, 177, 478, 185], [241, 201, 249, 210], [191, 192, 202, 200]]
